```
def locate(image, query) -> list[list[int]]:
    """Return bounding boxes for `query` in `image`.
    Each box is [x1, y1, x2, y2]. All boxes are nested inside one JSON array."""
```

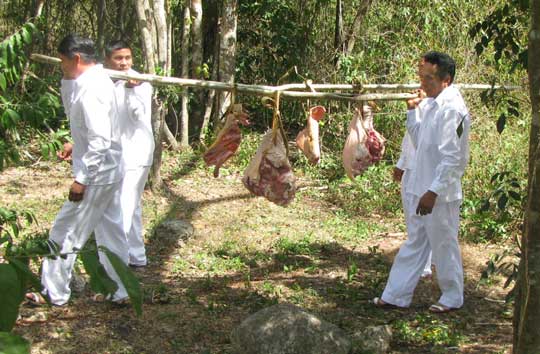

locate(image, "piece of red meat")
[[242, 130, 296, 206], [342, 105, 386, 179], [203, 104, 249, 177]]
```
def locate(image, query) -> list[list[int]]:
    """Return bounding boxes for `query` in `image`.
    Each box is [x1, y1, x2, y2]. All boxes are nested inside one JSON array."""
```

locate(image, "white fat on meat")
[[296, 105, 326, 164], [342, 105, 386, 179]]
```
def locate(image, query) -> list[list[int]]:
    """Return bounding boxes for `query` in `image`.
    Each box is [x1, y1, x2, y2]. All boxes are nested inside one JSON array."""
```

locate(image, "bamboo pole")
[[30, 53, 524, 102]]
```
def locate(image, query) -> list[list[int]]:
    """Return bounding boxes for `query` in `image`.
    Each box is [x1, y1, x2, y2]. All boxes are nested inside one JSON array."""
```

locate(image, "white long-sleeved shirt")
[[61, 65, 123, 185], [405, 85, 470, 203], [396, 132, 415, 171], [114, 69, 154, 169], [396, 98, 431, 171]]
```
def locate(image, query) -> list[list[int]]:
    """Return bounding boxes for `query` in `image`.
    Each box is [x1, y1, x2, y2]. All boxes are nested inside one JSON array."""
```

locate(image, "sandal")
[[92, 293, 130, 306], [92, 293, 109, 303], [372, 297, 400, 309], [25, 292, 48, 306], [429, 303, 456, 313]]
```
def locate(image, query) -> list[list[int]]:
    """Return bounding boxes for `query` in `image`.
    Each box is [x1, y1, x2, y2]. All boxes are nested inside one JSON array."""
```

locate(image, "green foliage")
[[0, 264, 23, 332], [479, 88, 522, 134], [469, 0, 529, 71], [0, 21, 67, 170], [39, 129, 70, 160], [0, 332, 30, 354], [480, 171, 522, 212], [102, 246, 143, 316], [346, 258, 358, 283], [0, 22, 36, 91], [480, 246, 520, 303], [80, 242, 118, 298]]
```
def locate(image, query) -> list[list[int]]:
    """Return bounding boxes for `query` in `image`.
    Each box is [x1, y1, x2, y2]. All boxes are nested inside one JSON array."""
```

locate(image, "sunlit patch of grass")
[[191, 251, 248, 274], [322, 212, 384, 242], [393, 313, 464, 349], [321, 164, 402, 217], [273, 234, 320, 256]]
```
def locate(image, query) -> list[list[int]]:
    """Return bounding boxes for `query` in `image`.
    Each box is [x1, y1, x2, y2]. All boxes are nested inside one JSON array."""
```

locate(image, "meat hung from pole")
[[203, 104, 250, 177], [242, 130, 296, 206], [295, 105, 326, 165], [342, 104, 386, 179]]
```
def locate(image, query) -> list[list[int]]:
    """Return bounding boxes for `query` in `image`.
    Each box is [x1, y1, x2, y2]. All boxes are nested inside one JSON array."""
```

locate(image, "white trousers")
[[401, 170, 432, 276], [118, 166, 150, 266], [382, 194, 464, 308], [42, 182, 129, 305]]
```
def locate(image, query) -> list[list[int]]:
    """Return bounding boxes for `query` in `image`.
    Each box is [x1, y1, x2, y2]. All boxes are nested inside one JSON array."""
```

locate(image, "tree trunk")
[[152, 0, 168, 70], [199, 10, 219, 143], [514, 0, 540, 352], [190, 0, 203, 79], [180, 1, 190, 148], [334, 0, 344, 66], [134, 0, 156, 74], [344, 0, 375, 55], [96, 0, 106, 57], [135, 0, 169, 188], [34, 0, 45, 17], [216, 0, 238, 120], [150, 99, 165, 190]]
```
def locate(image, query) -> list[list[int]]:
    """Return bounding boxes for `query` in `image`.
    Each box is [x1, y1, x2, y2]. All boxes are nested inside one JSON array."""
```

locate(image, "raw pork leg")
[[342, 105, 385, 179], [296, 105, 326, 164]]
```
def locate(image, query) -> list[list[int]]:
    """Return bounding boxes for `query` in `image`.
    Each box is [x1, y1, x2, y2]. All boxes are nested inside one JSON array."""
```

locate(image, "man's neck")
[[73, 62, 96, 79]]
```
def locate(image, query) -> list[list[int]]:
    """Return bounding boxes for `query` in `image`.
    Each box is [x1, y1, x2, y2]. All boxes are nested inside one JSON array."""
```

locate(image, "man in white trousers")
[[104, 40, 154, 267], [374, 51, 470, 313], [26, 34, 129, 306], [394, 131, 433, 279]]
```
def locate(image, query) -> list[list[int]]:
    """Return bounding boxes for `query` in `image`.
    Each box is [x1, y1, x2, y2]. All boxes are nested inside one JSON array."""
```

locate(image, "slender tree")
[[134, 0, 171, 188], [334, 0, 344, 66], [180, 0, 190, 147], [514, 0, 540, 351], [344, 0, 375, 55], [190, 0, 203, 79], [215, 0, 238, 121]]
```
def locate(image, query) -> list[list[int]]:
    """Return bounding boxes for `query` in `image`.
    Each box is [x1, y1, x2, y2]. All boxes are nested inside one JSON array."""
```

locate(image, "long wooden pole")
[[31, 53, 523, 102]]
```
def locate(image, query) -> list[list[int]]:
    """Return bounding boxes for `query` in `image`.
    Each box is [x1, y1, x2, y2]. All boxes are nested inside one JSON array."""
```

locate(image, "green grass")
[[393, 313, 464, 349]]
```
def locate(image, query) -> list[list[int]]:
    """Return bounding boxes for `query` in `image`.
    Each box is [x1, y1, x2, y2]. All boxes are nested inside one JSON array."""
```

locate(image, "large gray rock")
[[230, 303, 351, 354], [350, 325, 392, 354], [157, 220, 194, 244]]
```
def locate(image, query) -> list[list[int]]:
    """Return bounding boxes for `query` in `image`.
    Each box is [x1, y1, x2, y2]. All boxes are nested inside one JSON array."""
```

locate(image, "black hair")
[[422, 51, 456, 83], [57, 34, 96, 63], [105, 40, 131, 58]]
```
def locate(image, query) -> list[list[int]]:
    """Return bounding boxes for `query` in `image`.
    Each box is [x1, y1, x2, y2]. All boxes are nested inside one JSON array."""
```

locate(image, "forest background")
[[0, 0, 536, 353]]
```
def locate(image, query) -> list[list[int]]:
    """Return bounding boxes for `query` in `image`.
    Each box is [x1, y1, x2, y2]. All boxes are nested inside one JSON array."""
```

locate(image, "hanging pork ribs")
[[242, 130, 296, 206], [342, 104, 386, 179]]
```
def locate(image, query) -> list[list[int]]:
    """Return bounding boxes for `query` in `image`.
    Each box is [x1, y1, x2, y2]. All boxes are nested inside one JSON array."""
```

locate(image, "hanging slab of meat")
[[295, 105, 326, 164], [203, 104, 249, 177], [242, 130, 296, 206], [342, 105, 386, 179]]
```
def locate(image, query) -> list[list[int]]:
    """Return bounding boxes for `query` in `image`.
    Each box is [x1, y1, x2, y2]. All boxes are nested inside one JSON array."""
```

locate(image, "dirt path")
[[1, 157, 512, 353]]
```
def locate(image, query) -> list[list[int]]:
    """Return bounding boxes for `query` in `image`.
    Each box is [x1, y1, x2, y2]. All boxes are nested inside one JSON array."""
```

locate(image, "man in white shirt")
[[104, 40, 154, 267], [26, 34, 129, 306], [375, 52, 470, 313]]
